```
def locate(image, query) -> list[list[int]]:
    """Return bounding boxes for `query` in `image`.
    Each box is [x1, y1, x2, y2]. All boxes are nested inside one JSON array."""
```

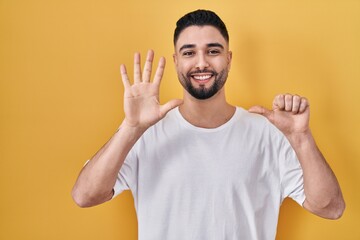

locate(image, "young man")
[[72, 10, 345, 239]]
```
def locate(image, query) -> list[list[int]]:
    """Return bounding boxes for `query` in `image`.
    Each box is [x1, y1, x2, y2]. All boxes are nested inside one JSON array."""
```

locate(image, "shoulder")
[[234, 107, 272, 128], [234, 106, 285, 142], [141, 108, 180, 138]]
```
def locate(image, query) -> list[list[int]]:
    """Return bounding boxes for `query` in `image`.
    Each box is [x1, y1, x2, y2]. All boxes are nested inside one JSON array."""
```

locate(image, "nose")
[[195, 52, 210, 70]]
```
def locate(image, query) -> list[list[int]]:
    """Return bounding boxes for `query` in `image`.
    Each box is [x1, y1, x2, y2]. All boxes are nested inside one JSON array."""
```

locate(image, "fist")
[[272, 94, 309, 114], [249, 94, 310, 136]]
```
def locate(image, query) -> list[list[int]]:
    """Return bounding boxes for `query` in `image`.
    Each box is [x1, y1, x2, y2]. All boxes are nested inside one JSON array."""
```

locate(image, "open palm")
[[120, 50, 182, 130]]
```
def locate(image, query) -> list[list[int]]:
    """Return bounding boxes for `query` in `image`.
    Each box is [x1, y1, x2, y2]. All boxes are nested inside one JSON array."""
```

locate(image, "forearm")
[[72, 121, 145, 207], [287, 130, 345, 219]]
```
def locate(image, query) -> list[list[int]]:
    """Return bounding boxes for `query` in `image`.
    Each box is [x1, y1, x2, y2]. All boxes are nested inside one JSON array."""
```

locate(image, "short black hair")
[[173, 9, 229, 46]]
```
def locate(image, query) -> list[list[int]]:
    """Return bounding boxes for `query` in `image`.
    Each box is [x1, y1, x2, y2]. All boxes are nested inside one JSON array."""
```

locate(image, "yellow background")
[[1, 0, 359, 239]]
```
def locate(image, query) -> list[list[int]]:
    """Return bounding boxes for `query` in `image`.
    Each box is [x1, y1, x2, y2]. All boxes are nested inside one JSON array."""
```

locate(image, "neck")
[[179, 88, 235, 128]]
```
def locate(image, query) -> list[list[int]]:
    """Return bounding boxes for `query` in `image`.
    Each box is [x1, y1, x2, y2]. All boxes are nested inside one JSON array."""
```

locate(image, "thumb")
[[248, 105, 273, 121], [159, 99, 183, 117]]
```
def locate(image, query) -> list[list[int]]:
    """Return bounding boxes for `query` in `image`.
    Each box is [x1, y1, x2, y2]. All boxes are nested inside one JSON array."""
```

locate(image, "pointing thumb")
[[248, 105, 273, 121]]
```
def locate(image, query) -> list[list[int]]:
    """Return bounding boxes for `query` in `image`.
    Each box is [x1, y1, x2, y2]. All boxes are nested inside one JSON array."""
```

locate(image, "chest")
[[137, 131, 280, 196]]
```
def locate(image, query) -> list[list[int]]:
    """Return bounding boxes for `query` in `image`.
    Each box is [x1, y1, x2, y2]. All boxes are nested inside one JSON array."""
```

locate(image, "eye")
[[208, 49, 221, 55], [182, 51, 194, 57]]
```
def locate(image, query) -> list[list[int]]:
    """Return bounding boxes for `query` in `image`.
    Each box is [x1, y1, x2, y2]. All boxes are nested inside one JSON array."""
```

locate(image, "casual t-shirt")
[[113, 107, 305, 240]]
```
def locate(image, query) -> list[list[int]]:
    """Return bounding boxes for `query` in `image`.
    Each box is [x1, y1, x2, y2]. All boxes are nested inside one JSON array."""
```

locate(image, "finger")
[[153, 57, 166, 86], [134, 52, 141, 84], [248, 105, 274, 122], [273, 94, 285, 110], [292, 95, 301, 114], [120, 64, 131, 88], [299, 97, 309, 113], [142, 50, 154, 83], [159, 99, 183, 117], [284, 94, 293, 111]]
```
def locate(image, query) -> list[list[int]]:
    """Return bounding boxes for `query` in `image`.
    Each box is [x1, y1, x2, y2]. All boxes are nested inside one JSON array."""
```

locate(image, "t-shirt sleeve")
[[112, 147, 138, 199], [279, 135, 306, 206]]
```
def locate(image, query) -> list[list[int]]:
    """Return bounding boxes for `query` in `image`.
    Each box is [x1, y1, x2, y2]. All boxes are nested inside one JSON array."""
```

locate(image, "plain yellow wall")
[[1, 0, 359, 239]]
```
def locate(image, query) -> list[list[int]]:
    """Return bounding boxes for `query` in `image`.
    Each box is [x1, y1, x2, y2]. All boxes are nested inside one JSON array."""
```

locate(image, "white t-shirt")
[[113, 107, 305, 240]]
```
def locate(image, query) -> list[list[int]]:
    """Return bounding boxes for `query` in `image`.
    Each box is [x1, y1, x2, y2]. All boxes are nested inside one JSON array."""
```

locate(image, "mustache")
[[186, 69, 217, 78]]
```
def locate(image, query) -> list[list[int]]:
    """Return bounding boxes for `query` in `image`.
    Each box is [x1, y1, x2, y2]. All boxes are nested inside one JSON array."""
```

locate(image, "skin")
[[72, 25, 345, 220], [173, 26, 235, 128]]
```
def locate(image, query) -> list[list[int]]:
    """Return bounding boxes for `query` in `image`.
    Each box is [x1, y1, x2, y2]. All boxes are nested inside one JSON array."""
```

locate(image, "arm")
[[249, 94, 345, 219], [71, 50, 182, 207]]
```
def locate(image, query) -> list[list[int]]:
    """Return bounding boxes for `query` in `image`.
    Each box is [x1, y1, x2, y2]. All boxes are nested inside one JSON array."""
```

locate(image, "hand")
[[248, 94, 310, 136], [120, 50, 183, 130]]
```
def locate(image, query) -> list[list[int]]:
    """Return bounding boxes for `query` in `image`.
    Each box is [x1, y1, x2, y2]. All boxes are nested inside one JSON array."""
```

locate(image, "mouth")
[[190, 73, 215, 84]]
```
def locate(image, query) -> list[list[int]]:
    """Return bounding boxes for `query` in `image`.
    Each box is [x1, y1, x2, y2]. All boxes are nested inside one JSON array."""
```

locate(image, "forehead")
[[175, 25, 228, 51]]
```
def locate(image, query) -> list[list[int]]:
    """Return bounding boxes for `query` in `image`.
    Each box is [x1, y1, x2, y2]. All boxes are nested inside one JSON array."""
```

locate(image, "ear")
[[227, 51, 232, 62], [227, 51, 232, 70], [173, 53, 178, 65]]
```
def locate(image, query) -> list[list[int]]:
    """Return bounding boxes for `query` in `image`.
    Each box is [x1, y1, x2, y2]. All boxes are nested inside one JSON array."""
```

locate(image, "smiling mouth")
[[187, 70, 217, 84], [192, 74, 213, 81]]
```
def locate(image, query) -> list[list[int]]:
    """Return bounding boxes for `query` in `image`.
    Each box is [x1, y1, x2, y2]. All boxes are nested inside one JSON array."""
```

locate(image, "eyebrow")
[[179, 44, 196, 52], [207, 43, 224, 49], [179, 42, 224, 52]]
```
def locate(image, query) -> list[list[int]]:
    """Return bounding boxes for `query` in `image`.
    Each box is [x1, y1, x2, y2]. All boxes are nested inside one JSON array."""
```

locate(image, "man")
[[72, 9, 345, 239]]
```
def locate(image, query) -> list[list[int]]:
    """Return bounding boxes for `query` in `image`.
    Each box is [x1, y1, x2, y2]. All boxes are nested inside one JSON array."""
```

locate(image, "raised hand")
[[248, 94, 310, 137], [120, 50, 183, 130]]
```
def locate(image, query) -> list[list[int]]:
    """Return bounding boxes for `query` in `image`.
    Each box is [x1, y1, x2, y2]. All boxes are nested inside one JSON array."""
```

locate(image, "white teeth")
[[193, 75, 212, 80]]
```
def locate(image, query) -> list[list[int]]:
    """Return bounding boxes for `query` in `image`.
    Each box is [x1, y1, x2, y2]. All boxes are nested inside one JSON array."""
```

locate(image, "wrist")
[[119, 119, 147, 135], [285, 129, 314, 149]]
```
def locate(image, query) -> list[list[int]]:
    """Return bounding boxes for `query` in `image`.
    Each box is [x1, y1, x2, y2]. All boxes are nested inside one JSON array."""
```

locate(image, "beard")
[[178, 68, 228, 100]]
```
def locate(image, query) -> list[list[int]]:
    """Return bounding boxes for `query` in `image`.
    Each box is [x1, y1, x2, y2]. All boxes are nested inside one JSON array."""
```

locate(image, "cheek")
[[209, 58, 228, 69], [176, 61, 191, 72], [221, 59, 231, 71]]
